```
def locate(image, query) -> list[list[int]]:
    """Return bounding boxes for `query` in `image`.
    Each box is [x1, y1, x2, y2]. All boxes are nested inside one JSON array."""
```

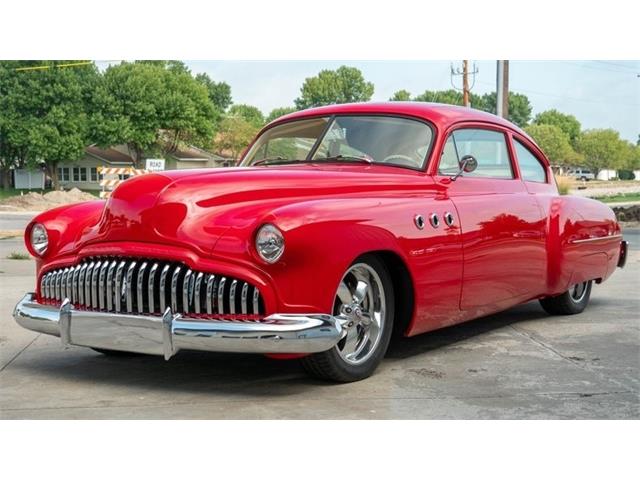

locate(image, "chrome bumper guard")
[[13, 293, 342, 359]]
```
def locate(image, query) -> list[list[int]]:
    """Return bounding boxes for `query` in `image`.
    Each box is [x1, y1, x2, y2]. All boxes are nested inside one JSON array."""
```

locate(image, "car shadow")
[[12, 299, 608, 396]]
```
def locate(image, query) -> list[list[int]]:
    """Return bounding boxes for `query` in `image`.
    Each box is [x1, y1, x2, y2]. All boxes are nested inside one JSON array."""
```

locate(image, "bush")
[[618, 170, 636, 180], [555, 175, 573, 195]]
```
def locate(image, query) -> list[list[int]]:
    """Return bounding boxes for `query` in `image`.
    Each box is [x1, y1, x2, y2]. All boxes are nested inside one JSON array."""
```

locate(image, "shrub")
[[555, 175, 573, 195]]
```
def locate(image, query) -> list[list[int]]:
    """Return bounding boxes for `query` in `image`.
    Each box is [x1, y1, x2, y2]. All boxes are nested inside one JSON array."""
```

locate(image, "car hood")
[[80, 165, 433, 255]]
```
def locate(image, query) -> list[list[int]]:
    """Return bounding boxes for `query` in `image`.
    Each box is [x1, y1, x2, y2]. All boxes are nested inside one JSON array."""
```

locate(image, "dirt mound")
[[0, 188, 98, 212]]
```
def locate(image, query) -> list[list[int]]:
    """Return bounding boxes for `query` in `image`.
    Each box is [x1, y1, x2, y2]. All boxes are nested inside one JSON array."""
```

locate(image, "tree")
[[0, 60, 99, 189], [266, 107, 297, 123], [214, 116, 259, 159], [389, 89, 411, 101], [533, 109, 581, 146], [98, 61, 217, 167], [576, 129, 628, 177], [477, 92, 532, 127], [294, 66, 374, 109], [525, 124, 581, 168], [195, 72, 232, 112], [228, 104, 265, 128]]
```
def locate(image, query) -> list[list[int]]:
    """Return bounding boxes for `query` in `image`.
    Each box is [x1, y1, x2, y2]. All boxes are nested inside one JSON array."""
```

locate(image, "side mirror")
[[451, 155, 478, 180]]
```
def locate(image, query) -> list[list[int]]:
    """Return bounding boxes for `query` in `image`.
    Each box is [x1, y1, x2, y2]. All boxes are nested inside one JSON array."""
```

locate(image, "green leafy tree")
[[525, 124, 581, 168], [228, 104, 265, 128], [266, 107, 297, 123], [533, 109, 581, 146], [0, 60, 99, 189], [478, 92, 532, 127], [576, 129, 628, 177], [195, 72, 232, 112], [214, 116, 259, 159], [294, 66, 374, 109], [98, 61, 217, 167], [389, 89, 412, 101]]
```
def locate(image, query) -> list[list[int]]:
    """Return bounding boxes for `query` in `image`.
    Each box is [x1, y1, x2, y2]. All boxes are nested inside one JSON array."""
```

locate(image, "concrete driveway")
[[0, 229, 638, 419]]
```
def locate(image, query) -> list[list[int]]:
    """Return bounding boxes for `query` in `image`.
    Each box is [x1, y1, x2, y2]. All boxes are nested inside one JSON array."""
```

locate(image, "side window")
[[514, 139, 547, 183], [439, 128, 513, 179]]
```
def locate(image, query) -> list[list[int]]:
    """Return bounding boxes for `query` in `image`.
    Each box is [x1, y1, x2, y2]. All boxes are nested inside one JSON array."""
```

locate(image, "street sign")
[[145, 158, 165, 172]]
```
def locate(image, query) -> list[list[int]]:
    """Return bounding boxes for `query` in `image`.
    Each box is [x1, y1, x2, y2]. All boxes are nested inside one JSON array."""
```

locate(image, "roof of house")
[[169, 146, 228, 161], [85, 146, 134, 165]]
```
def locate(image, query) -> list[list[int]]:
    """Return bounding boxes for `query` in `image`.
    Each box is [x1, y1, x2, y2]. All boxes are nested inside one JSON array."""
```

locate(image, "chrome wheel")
[[570, 282, 588, 303], [334, 263, 386, 366]]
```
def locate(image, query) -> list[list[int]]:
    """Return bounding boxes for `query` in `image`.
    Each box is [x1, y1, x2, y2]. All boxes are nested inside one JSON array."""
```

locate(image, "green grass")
[[593, 193, 640, 204], [6, 252, 30, 260]]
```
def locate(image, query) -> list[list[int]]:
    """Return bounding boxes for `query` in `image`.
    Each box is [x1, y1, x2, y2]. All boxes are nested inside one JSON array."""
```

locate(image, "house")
[[57, 145, 134, 191], [165, 146, 233, 170], [55, 145, 234, 191]]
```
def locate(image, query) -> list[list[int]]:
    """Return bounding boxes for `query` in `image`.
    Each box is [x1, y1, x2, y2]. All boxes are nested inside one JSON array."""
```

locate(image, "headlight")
[[255, 224, 284, 263], [30, 223, 48, 255]]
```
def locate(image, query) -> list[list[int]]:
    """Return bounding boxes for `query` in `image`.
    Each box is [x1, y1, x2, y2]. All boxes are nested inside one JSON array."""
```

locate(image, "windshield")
[[242, 115, 433, 170]]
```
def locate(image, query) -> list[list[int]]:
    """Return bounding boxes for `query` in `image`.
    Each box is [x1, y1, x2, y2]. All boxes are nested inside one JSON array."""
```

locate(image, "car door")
[[434, 125, 547, 312]]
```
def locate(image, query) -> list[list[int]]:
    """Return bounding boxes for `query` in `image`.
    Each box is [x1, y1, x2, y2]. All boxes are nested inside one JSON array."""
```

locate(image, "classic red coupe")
[[14, 102, 628, 382]]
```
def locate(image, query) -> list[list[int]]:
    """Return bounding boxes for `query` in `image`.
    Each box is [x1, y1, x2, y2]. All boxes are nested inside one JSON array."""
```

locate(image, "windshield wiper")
[[252, 157, 302, 166], [307, 154, 373, 164]]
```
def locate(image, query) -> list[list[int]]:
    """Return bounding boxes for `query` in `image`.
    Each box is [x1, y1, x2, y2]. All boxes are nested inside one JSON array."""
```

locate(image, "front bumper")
[[13, 293, 342, 358]]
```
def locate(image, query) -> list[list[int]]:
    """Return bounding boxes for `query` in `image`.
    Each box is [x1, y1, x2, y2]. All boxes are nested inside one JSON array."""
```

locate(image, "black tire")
[[301, 254, 395, 382], [539, 280, 592, 315], [91, 348, 143, 357]]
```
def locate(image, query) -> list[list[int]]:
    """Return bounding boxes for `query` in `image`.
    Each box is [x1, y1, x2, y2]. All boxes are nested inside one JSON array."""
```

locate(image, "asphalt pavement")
[[0, 218, 638, 419]]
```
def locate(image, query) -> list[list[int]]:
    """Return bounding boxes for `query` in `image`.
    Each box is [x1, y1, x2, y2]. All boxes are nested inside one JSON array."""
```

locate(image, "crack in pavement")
[[509, 324, 633, 392], [0, 333, 40, 373]]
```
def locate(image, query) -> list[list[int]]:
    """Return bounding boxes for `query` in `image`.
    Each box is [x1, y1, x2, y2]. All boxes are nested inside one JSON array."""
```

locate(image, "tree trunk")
[[0, 166, 11, 189], [46, 162, 60, 190], [128, 143, 144, 169]]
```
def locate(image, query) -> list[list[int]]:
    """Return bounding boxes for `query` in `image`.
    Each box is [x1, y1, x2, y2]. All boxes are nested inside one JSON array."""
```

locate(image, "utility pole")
[[496, 60, 509, 118], [462, 60, 470, 107], [451, 61, 478, 107]]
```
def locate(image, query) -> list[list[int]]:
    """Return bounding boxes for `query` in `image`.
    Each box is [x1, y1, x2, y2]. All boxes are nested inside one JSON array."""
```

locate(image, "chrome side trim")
[[570, 234, 623, 244]]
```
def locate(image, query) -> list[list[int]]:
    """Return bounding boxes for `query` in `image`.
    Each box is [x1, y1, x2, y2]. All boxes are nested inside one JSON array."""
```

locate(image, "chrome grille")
[[39, 257, 264, 318]]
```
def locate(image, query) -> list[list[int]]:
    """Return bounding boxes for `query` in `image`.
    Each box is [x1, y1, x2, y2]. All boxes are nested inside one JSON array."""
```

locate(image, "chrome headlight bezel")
[[30, 223, 49, 256], [255, 224, 285, 264]]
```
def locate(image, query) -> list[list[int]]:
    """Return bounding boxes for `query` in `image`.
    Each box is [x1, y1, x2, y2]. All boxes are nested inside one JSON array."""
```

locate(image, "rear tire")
[[539, 280, 592, 315], [301, 254, 394, 383]]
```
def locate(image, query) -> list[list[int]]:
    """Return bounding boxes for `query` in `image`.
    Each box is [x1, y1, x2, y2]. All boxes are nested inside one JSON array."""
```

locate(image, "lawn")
[[593, 193, 640, 204]]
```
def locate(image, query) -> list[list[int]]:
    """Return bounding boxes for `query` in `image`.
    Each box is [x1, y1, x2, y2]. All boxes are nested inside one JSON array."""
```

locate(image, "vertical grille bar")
[[182, 269, 193, 314], [252, 289, 260, 315], [114, 261, 126, 312], [217, 277, 226, 315], [125, 261, 136, 313], [55, 269, 62, 301], [229, 279, 238, 315], [137, 261, 148, 314], [106, 260, 117, 311], [91, 260, 102, 309], [98, 262, 109, 310], [60, 268, 69, 300], [78, 264, 87, 305], [205, 275, 215, 314], [241, 283, 249, 314], [171, 266, 181, 312], [72, 266, 81, 303], [84, 262, 94, 307], [148, 263, 158, 314], [68, 266, 76, 303], [159, 264, 170, 313], [40, 274, 47, 299], [194, 272, 204, 314]]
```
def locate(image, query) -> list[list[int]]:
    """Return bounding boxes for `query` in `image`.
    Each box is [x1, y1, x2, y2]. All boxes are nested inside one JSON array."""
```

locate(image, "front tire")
[[539, 280, 592, 315], [301, 254, 394, 382]]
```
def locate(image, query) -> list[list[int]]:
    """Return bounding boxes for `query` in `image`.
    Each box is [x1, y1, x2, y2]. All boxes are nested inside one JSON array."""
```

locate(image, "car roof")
[[273, 101, 531, 139]]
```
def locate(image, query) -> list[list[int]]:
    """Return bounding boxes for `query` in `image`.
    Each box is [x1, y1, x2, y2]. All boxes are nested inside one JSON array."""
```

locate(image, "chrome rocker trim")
[[13, 293, 342, 359]]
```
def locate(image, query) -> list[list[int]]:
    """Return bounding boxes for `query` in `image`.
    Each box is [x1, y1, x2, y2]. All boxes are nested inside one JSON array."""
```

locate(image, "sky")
[[180, 60, 639, 143]]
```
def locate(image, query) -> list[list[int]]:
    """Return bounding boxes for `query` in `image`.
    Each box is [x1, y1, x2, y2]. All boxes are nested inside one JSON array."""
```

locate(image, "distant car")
[[568, 168, 595, 181], [14, 102, 628, 382]]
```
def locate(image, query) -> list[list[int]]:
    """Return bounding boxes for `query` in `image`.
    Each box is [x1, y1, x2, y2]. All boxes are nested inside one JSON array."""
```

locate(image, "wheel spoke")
[[337, 281, 353, 306], [353, 280, 368, 305], [341, 326, 360, 359]]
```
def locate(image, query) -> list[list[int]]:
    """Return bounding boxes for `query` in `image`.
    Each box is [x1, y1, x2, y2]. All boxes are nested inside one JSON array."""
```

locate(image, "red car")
[[14, 102, 628, 382]]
